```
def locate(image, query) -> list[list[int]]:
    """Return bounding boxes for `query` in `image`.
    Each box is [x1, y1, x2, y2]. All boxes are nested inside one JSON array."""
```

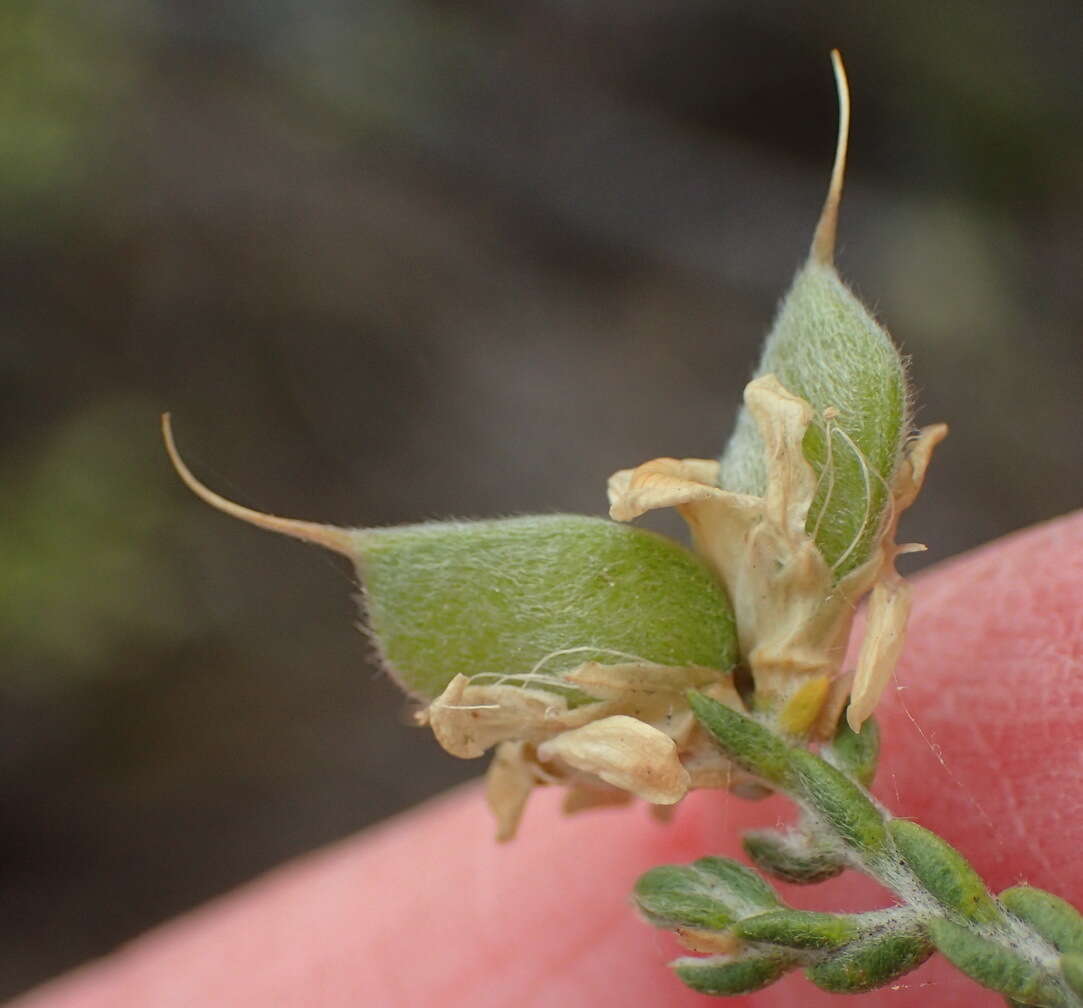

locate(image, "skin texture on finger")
[[11, 511, 1083, 1008]]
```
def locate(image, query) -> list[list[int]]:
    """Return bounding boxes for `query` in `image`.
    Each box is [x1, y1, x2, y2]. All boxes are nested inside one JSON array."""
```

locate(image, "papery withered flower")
[[163, 51, 942, 840]]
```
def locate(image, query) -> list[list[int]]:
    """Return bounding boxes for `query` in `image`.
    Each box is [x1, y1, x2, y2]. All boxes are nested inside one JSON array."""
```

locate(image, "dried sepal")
[[428, 663, 756, 839], [610, 377, 944, 736], [485, 741, 544, 842], [847, 578, 911, 732], [674, 928, 743, 956], [561, 778, 633, 816], [561, 660, 723, 700], [423, 673, 604, 759]]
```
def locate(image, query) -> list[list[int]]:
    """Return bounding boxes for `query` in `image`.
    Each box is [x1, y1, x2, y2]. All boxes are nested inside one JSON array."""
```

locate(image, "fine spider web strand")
[[469, 646, 660, 688], [816, 430, 1005, 850], [431, 702, 502, 711], [808, 408, 840, 546], [889, 663, 1008, 860], [452, 647, 665, 711], [827, 429, 1005, 851], [829, 424, 876, 575], [525, 646, 656, 678]]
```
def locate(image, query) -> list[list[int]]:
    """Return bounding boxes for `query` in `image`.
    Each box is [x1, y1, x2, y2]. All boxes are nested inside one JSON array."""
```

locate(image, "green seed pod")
[[827, 711, 881, 787], [634, 857, 780, 931], [358, 517, 736, 700], [736, 909, 858, 950], [889, 820, 1002, 925], [1061, 954, 1083, 998], [163, 418, 737, 702], [743, 826, 848, 885], [807, 924, 933, 994], [928, 918, 1068, 1007], [688, 691, 796, 788], [790, 748, 888, 856], [717, 53, 909, 579], [674, 951, 795, 996], [1000, 886, 1083, 957]]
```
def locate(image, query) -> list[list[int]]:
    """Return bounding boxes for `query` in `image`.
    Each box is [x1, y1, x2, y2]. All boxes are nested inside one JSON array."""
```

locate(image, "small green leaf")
[[807, 923, 933, 994], [1000, 886, 1083, 957], [688, 691, 796, 788], [634, 865, 736, 931], [635, 857, 780, 931], [736, 909, 858, 950], [828, 712, 881, 787], [691, 857, 782, 915], [929, 918, 1068, 1007], [675, 951, 795, 996], [790, 749, 888, 856], [743, 826, 847, 885], [889, 820, 1002, 925], [1061, 954, 1083, 998]]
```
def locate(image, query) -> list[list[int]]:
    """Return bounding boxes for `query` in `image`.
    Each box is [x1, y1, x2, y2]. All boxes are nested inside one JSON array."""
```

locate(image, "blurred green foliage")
[[0, 1, 135, 228], [1, 402, 188, 690]]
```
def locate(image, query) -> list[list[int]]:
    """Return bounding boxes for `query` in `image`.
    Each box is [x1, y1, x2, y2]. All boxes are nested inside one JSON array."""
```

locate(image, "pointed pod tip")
[[810, 50, 851, 266], [160, 412, 356, 558]]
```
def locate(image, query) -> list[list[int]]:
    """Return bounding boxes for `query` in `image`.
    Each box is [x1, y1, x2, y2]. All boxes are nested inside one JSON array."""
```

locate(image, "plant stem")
[[637, 693, 1083, 1005]]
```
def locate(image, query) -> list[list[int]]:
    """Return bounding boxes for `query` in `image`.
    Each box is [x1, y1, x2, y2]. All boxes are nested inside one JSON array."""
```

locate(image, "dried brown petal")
[[485, 741, 543, 843], [537, 715, 691, 805], [847, 578, 911, 731]]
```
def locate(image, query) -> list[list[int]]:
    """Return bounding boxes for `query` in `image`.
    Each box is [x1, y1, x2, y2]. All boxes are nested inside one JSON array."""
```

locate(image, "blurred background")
[[2, 0, 1081, 998]]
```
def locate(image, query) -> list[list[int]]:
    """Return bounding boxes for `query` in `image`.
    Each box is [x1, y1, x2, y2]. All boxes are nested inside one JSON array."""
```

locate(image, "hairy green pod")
[[159, 424, 739, 703], [807, 924, 933, 994], [889, 820, 1001, 925], [357, 516, 736, 699], [1000, 887, 1083, 957], [675, 951, 795, 996], [634, 857, 779, 931], [688, 691, 795, 788], [736, 909, 857, 950], [717, 56, 909, 579], [929, 918, 1069, 1007], [790, 749, 888, 855], [828, 712, 881, 787], [743, 826, 847, 885]]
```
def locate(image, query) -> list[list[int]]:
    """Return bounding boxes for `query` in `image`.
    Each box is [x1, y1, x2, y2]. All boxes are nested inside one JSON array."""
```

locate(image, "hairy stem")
[[636, 694, 1083, 1005]]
